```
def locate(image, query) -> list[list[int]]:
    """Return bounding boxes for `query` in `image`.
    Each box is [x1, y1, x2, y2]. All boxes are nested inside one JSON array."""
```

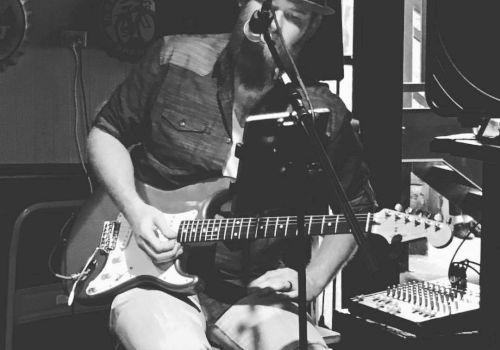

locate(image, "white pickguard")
[[86, 210, 199, 296]]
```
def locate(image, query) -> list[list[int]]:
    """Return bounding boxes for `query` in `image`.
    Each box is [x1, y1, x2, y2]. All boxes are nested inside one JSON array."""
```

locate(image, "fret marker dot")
[[328, 223, 332, 226]]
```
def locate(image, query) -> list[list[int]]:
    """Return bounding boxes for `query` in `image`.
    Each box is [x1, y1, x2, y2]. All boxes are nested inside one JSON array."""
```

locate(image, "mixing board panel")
[[347, 278, 480, 335]]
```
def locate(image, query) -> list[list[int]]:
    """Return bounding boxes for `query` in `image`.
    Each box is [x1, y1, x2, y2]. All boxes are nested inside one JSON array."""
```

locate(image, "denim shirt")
[[94, 34, 377, 294]]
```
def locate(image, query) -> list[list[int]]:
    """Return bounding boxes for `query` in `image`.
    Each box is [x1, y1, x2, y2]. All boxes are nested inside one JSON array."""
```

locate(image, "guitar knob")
[[394, 203, 404, 212], [433, 213, 444, 222]]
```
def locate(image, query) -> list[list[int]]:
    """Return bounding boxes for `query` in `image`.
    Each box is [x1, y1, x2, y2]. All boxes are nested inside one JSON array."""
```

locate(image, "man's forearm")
[[306, 234, 358, 298], [87, 127, 144, 216]]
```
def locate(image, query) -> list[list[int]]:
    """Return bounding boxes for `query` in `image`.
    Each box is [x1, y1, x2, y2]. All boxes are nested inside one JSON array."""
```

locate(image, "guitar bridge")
[[99, 221, 120, 253]]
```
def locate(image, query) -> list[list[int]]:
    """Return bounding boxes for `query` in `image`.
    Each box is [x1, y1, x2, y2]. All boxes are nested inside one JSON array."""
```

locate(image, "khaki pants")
[[110, 288, 328, 350]]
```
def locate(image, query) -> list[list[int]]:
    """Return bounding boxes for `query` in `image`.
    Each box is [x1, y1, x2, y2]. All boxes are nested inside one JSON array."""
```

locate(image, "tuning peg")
[[394, 203, 404, 212], [433, 213, 444, 222]]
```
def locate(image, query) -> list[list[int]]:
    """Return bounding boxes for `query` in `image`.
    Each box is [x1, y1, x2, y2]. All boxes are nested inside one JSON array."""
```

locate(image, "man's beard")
[[228, 6, 300, 90]]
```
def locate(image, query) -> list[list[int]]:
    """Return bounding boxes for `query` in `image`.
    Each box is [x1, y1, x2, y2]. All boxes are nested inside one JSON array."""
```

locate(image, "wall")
[[0, 0, 130, 164]]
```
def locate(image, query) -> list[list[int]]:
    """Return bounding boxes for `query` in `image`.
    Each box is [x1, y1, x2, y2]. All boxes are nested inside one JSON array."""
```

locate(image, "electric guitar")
[[62, 177, 452, 305]]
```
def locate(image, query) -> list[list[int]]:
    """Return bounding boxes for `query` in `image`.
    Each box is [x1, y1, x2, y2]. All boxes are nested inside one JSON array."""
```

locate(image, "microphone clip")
[[248, 1, 274, 36]]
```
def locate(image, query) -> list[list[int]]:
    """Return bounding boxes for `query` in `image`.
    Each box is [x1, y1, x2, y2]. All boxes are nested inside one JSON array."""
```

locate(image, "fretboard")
[[177, 213, 372, 243]]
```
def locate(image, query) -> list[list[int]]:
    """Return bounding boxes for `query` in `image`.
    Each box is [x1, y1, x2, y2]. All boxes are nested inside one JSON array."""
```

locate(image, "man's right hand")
[[124, 202, 183, 266]]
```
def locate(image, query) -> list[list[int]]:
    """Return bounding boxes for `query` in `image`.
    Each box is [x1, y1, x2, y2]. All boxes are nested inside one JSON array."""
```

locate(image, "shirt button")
[[225, 137, 232, 144], [179, 120, 186, 127]]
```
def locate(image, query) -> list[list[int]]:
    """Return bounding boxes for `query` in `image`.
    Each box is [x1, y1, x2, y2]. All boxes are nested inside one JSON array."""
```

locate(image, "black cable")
[[465, 263, 480, 276], [448, 227, 483, 289], [71, 44, 94, 194], [47, 213, 78, 280], [77, 46, 91, 134], [448, 230, 472, 269]]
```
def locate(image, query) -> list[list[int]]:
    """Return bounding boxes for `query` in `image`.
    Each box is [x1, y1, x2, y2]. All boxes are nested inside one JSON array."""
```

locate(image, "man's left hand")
[[247, 267, 318, 301]]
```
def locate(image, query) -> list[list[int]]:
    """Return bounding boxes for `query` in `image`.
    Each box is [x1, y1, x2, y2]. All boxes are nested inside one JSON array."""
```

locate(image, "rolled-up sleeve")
[[93, 39, 170, 148]]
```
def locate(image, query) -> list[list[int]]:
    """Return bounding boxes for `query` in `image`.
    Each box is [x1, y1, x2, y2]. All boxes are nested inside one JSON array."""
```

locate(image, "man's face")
[[231, 0, 318, 89]]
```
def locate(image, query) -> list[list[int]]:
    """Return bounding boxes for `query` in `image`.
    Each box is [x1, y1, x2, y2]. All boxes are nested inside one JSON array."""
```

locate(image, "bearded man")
[[88, 1, 376, 348]]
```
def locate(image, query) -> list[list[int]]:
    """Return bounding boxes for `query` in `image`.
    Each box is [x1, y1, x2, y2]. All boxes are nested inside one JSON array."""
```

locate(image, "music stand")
[[232, 107, 332, 216], [230, 107, 332, 346]]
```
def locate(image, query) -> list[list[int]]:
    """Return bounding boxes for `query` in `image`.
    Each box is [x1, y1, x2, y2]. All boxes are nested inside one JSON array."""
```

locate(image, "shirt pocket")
[[161, 110, 209, 133]]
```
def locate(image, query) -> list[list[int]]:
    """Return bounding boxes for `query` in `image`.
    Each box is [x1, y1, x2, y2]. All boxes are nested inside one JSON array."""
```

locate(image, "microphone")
[[243, 0, 273, 43]]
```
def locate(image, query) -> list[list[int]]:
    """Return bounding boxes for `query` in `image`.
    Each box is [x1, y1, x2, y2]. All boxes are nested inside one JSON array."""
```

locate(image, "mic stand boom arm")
[[261, 21, 379, 350]]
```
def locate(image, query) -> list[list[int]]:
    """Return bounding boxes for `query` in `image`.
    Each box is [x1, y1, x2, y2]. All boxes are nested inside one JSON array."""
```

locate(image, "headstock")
[[371, 209, 453, 248]]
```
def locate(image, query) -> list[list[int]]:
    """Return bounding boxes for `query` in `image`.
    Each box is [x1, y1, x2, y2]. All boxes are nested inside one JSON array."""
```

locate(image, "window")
[[323, 0, 353, 111], [403, 0, 429, 109]]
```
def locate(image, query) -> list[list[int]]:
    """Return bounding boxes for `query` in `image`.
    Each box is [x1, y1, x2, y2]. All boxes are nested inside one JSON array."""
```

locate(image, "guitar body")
[[62, 177, 231, 304]]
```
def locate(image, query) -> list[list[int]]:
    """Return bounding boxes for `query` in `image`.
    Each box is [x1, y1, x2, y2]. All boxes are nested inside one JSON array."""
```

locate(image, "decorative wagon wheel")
[[0, 0, 30, 72]]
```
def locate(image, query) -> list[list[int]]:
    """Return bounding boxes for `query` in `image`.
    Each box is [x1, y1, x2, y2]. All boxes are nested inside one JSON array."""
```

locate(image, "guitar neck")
[[177, 213, 372, 243]]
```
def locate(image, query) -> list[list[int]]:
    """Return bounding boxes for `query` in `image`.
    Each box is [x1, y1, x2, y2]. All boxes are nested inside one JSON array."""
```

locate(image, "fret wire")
[[207, 219, 213, 242], [213, 218, 219, 241], [246, 217, 251, 239], [214, 219, 219, 241], [321, 216, 325, 234], [274, 217, 278, 237], [178, 221, 184, 242], [308, 216, 313, 236], [188, 220, 194, 243], [216, 218, 222, 241], [285, 216, 290, 237], [255, 217, 260, 238], [223, 218, 228, 240], [231, 218, 236, 240], [203, 219, 209, 241], [264, 217, 270, 238], [207, 219, 213, 241], [365, 212, 371, 232], [213, 219, 218, 241], [200, 219, 206, 242], [238, 218, 243, 240], [200, 220, 206, 242], [195, 220, 201, 242], [335, 215, 339, 233]]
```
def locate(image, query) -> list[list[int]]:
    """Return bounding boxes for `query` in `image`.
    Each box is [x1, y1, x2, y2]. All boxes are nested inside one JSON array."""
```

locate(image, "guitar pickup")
[[99, 221, 121, 253]]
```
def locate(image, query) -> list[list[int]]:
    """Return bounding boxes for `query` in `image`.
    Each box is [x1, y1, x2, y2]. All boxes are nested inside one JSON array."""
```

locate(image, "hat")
[[292, 0, 335, 15]]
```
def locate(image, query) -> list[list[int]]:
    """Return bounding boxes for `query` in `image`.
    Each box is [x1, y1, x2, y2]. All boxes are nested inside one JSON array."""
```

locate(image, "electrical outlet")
[[60, 30, 87, 48]]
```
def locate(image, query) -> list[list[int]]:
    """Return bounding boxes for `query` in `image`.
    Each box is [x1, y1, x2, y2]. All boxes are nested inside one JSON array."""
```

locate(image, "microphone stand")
[[259, 14, 379, 350]]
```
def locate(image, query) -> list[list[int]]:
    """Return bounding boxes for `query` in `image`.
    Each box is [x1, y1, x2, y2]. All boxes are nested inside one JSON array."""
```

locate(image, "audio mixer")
[[347, 278, 480, 335]]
